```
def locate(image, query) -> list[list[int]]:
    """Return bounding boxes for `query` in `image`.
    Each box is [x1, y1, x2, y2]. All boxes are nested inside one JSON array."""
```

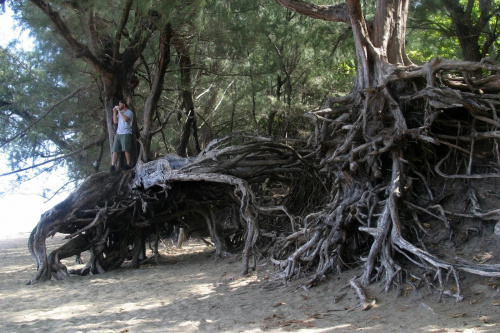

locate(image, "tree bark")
[[173, 35, 200, 157], [140, 23, 172, 162]]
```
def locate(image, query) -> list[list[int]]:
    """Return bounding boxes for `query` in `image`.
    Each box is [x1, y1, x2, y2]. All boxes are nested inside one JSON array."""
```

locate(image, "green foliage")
[[408, 0, 500, 62], [407, 1, 462, 62], [0, 44, 104, 182], [2, 0, 499, 188], [128, 0, 356, 152]]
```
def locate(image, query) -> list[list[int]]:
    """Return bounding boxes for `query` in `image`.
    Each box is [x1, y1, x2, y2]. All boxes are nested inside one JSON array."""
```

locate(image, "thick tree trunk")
[[29, 0, 158, 167], [441, 0, 491, 62], [173, 36, 200, 157], [140, 24, 172, 162]]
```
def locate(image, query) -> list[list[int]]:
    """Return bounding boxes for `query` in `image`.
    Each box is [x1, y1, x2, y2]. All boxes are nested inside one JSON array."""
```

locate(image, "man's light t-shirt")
[[117, 109, 134, 135]]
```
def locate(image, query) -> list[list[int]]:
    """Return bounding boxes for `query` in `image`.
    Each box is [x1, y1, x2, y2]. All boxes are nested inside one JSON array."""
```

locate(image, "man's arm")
[[118, 111, 131, 122], [113, 107, 130, 123], [112, 106, 119, 124]]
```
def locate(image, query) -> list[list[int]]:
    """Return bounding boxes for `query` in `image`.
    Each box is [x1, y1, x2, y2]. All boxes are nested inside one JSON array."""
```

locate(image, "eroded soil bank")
[[1, 233, 499, 332]]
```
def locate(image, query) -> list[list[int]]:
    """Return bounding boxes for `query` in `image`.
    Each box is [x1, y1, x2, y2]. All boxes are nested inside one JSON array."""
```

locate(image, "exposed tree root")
[[28, 59, 500, 307], [268, 58, 500, 302]]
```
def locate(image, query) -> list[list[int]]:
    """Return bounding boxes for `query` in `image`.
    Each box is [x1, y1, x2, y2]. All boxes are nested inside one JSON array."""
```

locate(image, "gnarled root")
[[267, 58, 500, 303]]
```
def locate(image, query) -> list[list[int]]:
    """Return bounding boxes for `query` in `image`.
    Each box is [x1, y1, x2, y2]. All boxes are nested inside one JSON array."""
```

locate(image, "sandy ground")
[[1, 232, 500, 333]]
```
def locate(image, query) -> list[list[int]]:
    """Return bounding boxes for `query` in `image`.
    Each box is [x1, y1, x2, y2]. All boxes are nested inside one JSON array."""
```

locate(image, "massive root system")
[[28, 58, 500, 305]]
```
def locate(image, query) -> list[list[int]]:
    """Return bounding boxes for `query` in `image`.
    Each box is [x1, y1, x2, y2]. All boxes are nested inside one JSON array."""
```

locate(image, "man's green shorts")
[[112, 134, 132, 152]]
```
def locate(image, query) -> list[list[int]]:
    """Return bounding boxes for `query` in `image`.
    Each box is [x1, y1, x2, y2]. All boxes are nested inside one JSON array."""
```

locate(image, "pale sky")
[[0, 5, 30, 49], [0, 5, 70, 238]]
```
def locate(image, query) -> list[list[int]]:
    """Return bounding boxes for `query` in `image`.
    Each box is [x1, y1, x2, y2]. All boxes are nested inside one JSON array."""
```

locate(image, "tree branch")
[[273, 0, 351, 24], [113, 0, 134, 62], [1, 134, 106, 177], [29, 0, 111, 77], [0, 87, 85, 148]]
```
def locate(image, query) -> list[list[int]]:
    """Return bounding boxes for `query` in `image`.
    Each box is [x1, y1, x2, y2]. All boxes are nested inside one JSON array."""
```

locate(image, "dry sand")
[[1, 232, 500, 333]]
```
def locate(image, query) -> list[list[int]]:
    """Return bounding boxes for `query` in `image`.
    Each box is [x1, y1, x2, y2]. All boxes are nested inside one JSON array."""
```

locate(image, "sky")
[[0, 5, 70, 238]]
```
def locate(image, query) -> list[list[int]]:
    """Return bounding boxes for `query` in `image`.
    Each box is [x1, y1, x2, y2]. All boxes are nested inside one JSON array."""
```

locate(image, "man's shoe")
[[121, 164, 131, 171], [109, 165, 116, 172]]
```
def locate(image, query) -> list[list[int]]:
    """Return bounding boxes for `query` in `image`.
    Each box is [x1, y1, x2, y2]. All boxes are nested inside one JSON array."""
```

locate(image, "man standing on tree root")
[[110, 99, 134, 172]]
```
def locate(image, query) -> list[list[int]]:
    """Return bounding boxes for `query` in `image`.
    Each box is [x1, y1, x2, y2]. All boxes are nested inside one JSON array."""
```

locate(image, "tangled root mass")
[[28, 58, 500, 305]]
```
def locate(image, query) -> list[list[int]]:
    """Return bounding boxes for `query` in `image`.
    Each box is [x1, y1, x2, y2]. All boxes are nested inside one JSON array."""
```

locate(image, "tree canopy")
[[4, 0, 497, 180]]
